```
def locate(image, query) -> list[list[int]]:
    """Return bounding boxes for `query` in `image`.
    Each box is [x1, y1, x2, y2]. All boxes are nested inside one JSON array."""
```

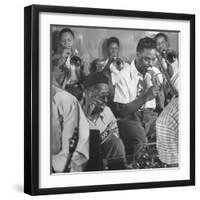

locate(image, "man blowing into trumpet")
[[52, 28, 85, 101], [91, 37, 129, 98], [154, 34, 179, 167], [154, 33, 179, 102], [92, 37, 130, 116], [114, 37, 164, 163], [154, 33, 178, 78]]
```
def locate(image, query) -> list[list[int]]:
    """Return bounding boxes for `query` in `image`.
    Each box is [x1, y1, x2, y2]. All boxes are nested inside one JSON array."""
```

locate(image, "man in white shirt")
[[114, 37, 161, 161], [99, 37, 130, 116], [89, 37, 130, 99]]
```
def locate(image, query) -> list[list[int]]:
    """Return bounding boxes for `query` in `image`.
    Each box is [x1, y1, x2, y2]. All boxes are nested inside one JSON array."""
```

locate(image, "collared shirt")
[[113, 60, 143, 104], [113, 60, 163, 110], [143, 66, 163, 109], [52, 84, 89, 172], [156, 97, 179, 165]]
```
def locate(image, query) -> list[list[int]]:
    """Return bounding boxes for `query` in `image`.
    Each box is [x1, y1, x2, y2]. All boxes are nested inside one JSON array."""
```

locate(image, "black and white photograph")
[[51, 26, 179, 173], [24, 5, 195, 195]]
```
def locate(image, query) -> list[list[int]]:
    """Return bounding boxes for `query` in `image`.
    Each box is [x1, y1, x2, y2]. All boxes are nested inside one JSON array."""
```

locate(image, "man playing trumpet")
[[82, 72, 126, 168], [114, 37, 163, 163], [154, 33, 179, 102], [52, 28, 85, 101]]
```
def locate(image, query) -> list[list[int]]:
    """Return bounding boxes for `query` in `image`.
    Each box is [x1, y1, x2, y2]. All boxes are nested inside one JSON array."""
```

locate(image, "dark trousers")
[[101, 134, 126, 159], [118, 109, 157, 162], [85, 130, 126, 171], [101, 134, 127, 170]]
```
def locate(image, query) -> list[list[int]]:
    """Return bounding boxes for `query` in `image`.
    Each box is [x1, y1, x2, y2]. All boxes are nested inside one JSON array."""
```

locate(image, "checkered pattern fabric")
[[156, 98, 179, 165]]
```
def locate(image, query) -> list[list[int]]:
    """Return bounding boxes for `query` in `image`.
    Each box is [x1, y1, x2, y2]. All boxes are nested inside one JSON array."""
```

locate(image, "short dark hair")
[[59, 28, 75, 39], [90, 59, 101, 74], [83, 72, 108, 89], [107, 37, 120, 48], [136, 37, 156, 52], [154, 33, 169, 43]]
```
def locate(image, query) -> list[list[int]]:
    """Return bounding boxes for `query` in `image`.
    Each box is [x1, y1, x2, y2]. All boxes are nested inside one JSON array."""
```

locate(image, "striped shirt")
[[156, 97, 179, 165]]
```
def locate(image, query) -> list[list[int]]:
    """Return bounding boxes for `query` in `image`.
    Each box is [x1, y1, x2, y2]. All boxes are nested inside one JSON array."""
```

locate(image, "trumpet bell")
[[70, 55, 82, 67]]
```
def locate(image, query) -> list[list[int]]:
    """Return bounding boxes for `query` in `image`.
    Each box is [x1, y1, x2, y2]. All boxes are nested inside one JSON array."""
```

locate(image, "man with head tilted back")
[[82, 72, 126, 169]]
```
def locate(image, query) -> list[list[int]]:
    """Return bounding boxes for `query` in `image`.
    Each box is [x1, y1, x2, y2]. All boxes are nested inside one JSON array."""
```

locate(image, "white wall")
[[0, 0, 199, 199]]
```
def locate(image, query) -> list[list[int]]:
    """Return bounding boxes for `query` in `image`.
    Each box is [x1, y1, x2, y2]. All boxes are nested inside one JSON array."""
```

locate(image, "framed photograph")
[[24, 4, 195, 195]]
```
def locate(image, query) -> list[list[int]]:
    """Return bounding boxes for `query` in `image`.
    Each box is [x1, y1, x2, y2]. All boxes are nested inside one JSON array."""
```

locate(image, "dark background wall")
[[52, 25, 178, 74]]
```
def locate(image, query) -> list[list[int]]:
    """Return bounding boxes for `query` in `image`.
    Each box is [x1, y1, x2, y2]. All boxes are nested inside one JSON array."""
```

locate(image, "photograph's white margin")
[[39, 12, 190, 188]]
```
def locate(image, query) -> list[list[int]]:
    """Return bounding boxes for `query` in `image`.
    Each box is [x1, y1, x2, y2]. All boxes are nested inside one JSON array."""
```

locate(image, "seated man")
[[52, 56, 90, 173], [82, 72, 126, 169], [156, 97, 179, 167], [114, 37, 162, 162], [156, 68, 179, 167]]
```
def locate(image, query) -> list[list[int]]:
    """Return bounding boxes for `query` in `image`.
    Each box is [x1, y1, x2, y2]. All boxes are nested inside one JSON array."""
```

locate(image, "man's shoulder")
[[121, 56, 131, 65], [53, 85, 78, 104], [122, 59, 139, 76]]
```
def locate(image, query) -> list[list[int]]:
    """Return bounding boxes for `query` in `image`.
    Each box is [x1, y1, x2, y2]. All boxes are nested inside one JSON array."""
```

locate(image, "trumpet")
[[160, 49, 177, 64], [70, 55, 82, 67], [112, 57, 124, 71], [156, 52, 178, 97], [100, 120, 118, 144]]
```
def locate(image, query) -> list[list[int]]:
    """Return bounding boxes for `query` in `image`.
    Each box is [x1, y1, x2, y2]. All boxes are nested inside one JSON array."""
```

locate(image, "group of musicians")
[[51, 27, 179, 173]]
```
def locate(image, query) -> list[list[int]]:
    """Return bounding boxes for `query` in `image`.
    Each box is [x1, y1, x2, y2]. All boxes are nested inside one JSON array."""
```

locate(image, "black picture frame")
[[24, 4, 195, 196]]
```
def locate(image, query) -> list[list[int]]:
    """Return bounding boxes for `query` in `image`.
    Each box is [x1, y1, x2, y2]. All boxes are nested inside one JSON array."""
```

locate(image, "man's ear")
[[136, 51, 140, 58], [136, 52, 141, 62]]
